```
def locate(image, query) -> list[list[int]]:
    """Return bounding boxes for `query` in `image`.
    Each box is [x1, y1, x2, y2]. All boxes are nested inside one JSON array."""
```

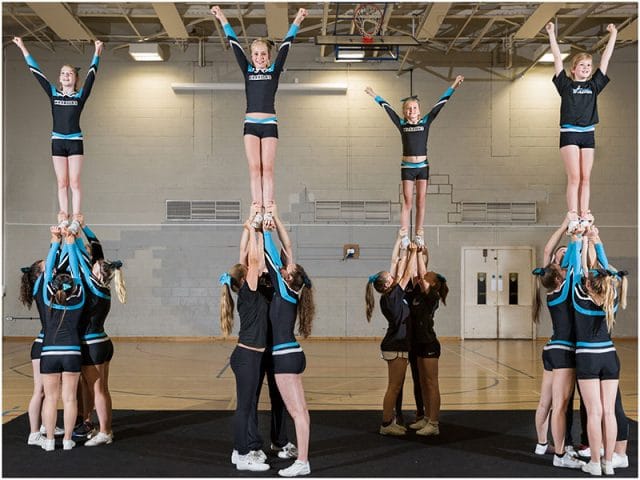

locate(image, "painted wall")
[[3, 42, 636, 338]]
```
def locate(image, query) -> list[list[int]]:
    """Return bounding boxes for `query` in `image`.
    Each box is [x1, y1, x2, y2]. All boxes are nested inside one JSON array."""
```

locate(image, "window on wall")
[[165, 200, 241, 222]]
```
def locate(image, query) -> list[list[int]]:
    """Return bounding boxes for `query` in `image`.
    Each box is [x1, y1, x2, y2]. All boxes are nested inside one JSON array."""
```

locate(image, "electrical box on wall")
[[343, 244, 360, 259]]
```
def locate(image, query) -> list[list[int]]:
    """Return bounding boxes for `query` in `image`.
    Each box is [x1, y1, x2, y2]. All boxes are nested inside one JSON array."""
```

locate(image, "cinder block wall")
[[3, 43, 636, 338]]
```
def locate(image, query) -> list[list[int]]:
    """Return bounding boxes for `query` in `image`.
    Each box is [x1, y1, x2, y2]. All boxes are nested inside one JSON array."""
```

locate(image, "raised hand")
[[453, 75, 464, 89], [364, 86, 376, 97], [606, 23, 617, 34], [545, 22, 554, 34], [294, 8, 308, 25], [94, 40, 104, 56]]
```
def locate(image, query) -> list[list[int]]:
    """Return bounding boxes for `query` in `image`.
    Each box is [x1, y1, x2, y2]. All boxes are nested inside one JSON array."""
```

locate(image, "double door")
[[462, 247, 535, 339]]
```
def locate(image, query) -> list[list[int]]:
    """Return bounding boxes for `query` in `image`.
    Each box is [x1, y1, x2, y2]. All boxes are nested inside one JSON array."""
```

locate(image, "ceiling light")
[[539, 44, 570, 63], [129, 43, 165, 61]]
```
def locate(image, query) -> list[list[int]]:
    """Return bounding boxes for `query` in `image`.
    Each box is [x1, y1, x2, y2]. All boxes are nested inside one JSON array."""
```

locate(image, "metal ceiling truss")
[[2, 2, 636, 78]]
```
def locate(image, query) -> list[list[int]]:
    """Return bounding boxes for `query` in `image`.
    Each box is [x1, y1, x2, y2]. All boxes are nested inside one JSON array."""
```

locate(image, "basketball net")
[[354, 4, 382, 44]]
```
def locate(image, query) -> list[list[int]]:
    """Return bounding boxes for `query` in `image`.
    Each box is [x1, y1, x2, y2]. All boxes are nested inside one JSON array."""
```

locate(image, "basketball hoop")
[[354, 4, 382, 43]]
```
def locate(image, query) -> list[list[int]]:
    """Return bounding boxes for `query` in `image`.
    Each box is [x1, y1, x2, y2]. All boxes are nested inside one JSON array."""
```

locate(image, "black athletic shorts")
[[273, 350, 306, 374], [576, 350, 619, 380], [542, 346, 576, 371], [40, 353, 82, 374], [559, 131, 595, 149], [401, 165, 429, 182], [412, 339, 440, 359], [244, 123, 279, 139], [81, 339, 114, 366], [52, 139, 84, 156], [30, 338, 43, 360]]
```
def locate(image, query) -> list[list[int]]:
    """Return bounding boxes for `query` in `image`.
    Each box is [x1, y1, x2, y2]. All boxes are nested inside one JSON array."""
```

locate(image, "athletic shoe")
[[534, 443, 550, 455], [39, 425, 65, 436], [41, 438, 55, 451], [379, 421, 406, 436], [252, 450, 267, 463], [27, 432, 44, 446], [409, 418, 428, 430], [72, 421, 94, 440], [416, 421, 439, 437], [565, 445, 578, 457], [414, 235, 424, 248], [553, 453, 585, 469], [57, 219, 70, 229], [400, 235, 410, 249], [278, 460, 311, 477], [68, 219, 80, 235], [601, 460, 614, 476], [84, 432, 113, 447], [611, 452, 629, 469], [272, 442, 298, 459], [250, 213, 264, 229], [582, 461, 603, 476], [579, 446, 605, 458], [235, 453, 270, 472], [231, 449, 238, 464], [63, 439, 76, 450]]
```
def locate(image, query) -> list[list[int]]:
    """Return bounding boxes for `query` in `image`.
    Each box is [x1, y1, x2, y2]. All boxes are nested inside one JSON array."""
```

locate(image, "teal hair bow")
[[218, 272, 232, 287], [368, 273, 380, 283]]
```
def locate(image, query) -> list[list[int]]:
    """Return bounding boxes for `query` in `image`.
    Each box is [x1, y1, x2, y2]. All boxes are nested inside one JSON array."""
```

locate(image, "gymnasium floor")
[[3, 337, 636, 421]]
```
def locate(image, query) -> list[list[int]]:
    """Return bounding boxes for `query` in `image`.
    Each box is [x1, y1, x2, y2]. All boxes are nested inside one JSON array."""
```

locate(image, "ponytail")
[[19, 261, 42, 309], [297, 285, 315, 338], [365, 272, 387, 322], [219, 283, 234, 337]]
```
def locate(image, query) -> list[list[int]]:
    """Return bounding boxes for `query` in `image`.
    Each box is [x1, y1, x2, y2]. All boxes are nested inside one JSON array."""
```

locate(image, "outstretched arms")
[[545, 22, 565, 77], [599, 24, 618, 75], [211, 6, 249, 70], [543, 216, 570, 266]]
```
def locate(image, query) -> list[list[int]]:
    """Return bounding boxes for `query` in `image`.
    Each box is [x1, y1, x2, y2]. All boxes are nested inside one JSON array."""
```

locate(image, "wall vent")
[[314, 200, 391, 222], [460, 202, 536, 224], [166, 200, 241, 222]]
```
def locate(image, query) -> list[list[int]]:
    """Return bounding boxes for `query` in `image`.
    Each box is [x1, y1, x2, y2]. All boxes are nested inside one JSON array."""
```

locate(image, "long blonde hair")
[[219, 264, 247, 336]]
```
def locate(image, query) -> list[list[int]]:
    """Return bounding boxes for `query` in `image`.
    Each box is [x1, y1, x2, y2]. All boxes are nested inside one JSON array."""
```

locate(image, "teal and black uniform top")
[[545, 239, 580, 346], [263, 231, 300, 353], [379, 284, 410, 352], [223, 22, 299, 114], [571, 240, 617, 350], [552, 69, 609, 128], [23, 53, 99, 140], [74, 229, 112, 338], [373, 87, 455, 157], [41, 240, 85, 351]]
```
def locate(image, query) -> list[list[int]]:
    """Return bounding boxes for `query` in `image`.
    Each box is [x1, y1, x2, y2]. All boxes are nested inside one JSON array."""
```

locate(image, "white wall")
[[3, 42, 636, 338]]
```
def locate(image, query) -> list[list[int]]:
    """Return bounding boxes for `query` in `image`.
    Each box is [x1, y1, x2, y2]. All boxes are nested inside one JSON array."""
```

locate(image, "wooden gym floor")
[[3, 338, 636, 424]]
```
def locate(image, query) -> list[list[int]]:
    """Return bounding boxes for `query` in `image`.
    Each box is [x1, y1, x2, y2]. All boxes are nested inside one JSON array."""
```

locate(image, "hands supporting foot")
[[249, 202, 278, 231]]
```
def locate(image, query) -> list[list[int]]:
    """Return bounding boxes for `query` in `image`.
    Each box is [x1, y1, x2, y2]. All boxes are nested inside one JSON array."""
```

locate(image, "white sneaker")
[[565, 445, 578, 457], [534, 443, 550, 455], [400, 235, 410, 249], [379, 421, 406, 436], [582, 461, 603, 476], [68, 219, 81, 235], [416, 421, 439, 436], [84, 431, 113, 446], [63, 439, 76, 450], [414, 235, 424, 248], [409, 418, 428, 430], [27, 432, 44, 446], [272, 442, 298, 459], [231, 449, 238, 464], [252, 450, 267, 463], [611, 452, 629, 469], [235, 452, 270, 472], [278, 460, 311, 477], [39, 425, 64, 436], [553, 454, 585, 469], [250, 213, 264, 229], [601, 460, 614, 476], [41, 438, 55, 451]]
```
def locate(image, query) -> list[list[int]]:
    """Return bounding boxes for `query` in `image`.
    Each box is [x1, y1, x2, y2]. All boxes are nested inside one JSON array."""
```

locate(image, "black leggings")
[[230, 346, 264, 455], [253, 351, 291, 449]]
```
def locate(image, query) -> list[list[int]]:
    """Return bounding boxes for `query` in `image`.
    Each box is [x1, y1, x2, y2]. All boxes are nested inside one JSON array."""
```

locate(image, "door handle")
[[498, 274, 503, 292], [490, 274, 496, 291]]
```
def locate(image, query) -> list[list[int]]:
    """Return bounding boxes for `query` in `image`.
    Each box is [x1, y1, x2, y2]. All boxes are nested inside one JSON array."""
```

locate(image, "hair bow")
[[616, 270, 629, 277], [436, 273, 447, 283], [62, 282, 72, 291], [109, 260, 123, 269], [302, 273, 312, 288], [218, 272, 232, 287], [21, 266, 31, 274], [401, 95, 419, 102], [532, 267, 546, 276], [368, 273, 380, 283]]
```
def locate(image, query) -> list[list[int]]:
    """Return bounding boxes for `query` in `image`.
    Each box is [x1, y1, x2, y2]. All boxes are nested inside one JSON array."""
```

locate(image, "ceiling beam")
[[265, 3, 288, 39], [152, 3, 188, 39], [445, 4, 478, 55], [319, 3, 329, 57], [559, 3, 600, 39], [513, 3, 564, 40], [28, 3, 92, 41], [618, 18, 637, 41], [373, 4, 394, 57], [470, 18, 496, 51], [417, 3, 451, 40]]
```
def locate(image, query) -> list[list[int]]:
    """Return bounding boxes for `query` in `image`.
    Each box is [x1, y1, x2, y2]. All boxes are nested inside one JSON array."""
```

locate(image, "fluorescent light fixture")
[[335, 46, 365, 62], [539, 44, 570, 63], [129, 43, 165, 61]]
